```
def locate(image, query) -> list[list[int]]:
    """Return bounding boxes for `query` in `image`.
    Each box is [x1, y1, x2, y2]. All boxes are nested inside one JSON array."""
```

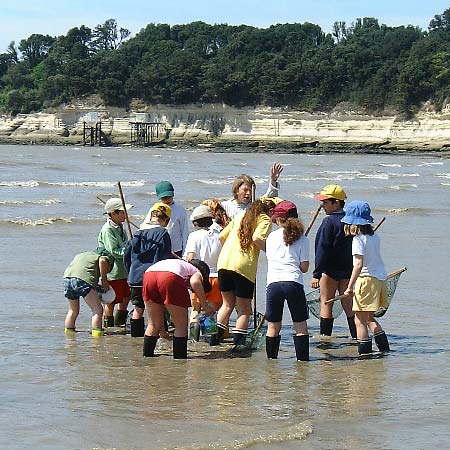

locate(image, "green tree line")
[[1, 10, 450, 116]]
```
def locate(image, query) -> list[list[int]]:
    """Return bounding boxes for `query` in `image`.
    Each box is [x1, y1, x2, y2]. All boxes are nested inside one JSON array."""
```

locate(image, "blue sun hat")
[[341, 200, 374, 225]]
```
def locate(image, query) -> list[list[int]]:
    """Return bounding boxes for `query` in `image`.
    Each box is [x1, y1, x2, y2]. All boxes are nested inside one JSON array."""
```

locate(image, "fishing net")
[[306, 288, 344, 320], [306, 267, 407, 320], [374, 267, 406, 317], [245, 312, 267, 350]]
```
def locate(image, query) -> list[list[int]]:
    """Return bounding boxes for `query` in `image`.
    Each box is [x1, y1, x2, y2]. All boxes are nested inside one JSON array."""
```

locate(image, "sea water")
[[0, 144, 449, 450]]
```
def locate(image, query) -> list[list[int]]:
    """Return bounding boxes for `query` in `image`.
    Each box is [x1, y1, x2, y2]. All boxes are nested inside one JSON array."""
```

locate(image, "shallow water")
[[1, 144, 449, 450]]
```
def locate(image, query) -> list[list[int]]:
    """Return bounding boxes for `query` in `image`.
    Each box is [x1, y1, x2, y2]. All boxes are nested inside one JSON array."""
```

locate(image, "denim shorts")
[[64, 277, 93, 300], [265, 281, 308, 323]]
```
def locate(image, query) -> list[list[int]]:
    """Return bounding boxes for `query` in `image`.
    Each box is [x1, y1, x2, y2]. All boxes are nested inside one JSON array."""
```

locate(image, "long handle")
[[324, 294, 348, 304], [305, 205, 321, 237], [117, 182, 133, 240], [325, 267, 407, 304], [373, 217, 385, 232], [248, 314, 266, 348], [97, 195, 139, 230]]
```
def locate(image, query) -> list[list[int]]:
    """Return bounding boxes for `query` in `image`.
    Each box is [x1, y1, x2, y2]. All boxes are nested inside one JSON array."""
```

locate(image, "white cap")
[[190, 205, 213, 221], [104, 197, 133, 214]]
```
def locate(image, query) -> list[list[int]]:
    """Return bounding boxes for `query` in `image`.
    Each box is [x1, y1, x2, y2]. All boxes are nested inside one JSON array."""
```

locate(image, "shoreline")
[[1, 136, 449, 157]]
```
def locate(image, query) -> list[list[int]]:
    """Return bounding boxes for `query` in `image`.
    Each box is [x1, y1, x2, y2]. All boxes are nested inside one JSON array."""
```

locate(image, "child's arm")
[[189, 273, 214, 316], [98, 257, 111, 292], [344, 255, 363, 296]]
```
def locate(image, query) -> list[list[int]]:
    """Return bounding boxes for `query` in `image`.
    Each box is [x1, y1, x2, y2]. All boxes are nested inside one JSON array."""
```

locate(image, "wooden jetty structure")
[[130, 121, 166, 146]]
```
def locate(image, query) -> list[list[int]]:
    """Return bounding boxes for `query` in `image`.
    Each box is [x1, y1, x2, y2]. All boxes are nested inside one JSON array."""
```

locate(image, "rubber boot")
[[320, 317, 334, 336], [266, 335, 281, 359], [209, 322, 227, 346], [294, 335, 310, 361], [374, 331, 390, 352], [114, 310, 128, 327], [347, 315, 357, 340], [64, 327, 76, 334], [358, 338, 372, 355], [173, 336, 188, 359], [104, 316, 114, 328], [130, 317, 145, 337], [231, 329, 248, 353], [143, 335, 159, 357], [91, 328, 105, 337], [189, 322, 201, 342]]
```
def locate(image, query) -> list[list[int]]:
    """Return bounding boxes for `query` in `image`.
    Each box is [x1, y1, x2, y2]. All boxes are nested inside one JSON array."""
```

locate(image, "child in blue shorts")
[[265, 200, 310, 361], [63, 249, 113, 336]]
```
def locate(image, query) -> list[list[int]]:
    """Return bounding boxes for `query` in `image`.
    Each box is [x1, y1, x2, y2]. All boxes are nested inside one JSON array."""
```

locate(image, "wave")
[[0, 180, 40, 187], [170, 421, 312, 450], [418, 162, 444, 167], [378, 163, 402, 167], [433, 173, 450, 179], [0, 198, 62, 206], [388, 184, 418, 190], [375, 207, 432, 214], [0, 180, 148, 188], [1, 217, 74, 227]]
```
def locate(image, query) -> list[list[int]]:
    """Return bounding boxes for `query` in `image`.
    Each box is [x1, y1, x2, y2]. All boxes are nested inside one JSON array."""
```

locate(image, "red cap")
[[271, 200, 298, 219]]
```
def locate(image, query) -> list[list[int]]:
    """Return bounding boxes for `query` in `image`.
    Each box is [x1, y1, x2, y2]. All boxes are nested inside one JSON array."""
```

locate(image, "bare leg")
[[235, 297, 252, 331], [65, 299, 80, 329], [319, 274, 339, 318], [217, 291, 236, 326], [354, 312, 370, 340], [267, 322, 282, 337], [145, 302, 165, 336], [293, 321, 308, 336], [132, 306, 145, 320], [84, 289, 104, 330], [165, 304, 189, 337]]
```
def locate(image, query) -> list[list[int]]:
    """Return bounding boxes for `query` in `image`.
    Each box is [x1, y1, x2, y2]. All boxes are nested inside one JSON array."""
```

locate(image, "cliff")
[[1, 100, 450, 152]]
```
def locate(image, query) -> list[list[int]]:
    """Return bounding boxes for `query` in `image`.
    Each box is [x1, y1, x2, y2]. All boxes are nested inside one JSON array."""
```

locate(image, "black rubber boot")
[[294, 335, 310, 361], [358, 338, 373, 355], [114, 310, 128, 327], [209, 322, 227, 346], [231, 329, 248, 353], [320, 317, 334, 336], [347, 315, 357, 340], [173, 336, 188, 359], [266, 335, 281, 359], [189, 322, 201, 342], [104, 316, 114, 328], [143, 335, 159, 357], [374, 331, 390, 352], [130, 317, 145, 337]]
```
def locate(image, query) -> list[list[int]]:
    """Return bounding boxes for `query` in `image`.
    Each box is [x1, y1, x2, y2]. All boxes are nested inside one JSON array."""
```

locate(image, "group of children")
[[63, 164, 390, 359]]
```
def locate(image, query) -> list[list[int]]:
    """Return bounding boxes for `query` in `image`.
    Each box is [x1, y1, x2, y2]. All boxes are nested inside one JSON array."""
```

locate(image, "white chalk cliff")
[[1, 102, 450, 150]]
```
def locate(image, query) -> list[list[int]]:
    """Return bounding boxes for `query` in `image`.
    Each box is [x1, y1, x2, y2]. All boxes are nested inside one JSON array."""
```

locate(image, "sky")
[[1, 0, 449, 52]]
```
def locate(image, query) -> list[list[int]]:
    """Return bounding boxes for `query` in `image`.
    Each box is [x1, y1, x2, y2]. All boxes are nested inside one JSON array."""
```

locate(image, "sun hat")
[[314, 184, 347, 201], [341, 200, 374, 225], [271, 200, 298, 219], [190, 205, 213, 221], [155, 181, 174, 199], [104, 197, 133, 214], [150, 202, 171, 218], [189, 259, 212, 293], [259, 196, 283, 205]]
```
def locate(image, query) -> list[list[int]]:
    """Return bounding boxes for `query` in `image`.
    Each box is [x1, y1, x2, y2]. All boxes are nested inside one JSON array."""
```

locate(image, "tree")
[[90, 19, 130, 52]]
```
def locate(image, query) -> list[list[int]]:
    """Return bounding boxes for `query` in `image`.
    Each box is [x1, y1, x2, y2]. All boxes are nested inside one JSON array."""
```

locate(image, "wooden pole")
[[97, 195, 139, 229], [117, 182, 133, 239], [305, 204, 322, 237], [373, 217, 386, 232]]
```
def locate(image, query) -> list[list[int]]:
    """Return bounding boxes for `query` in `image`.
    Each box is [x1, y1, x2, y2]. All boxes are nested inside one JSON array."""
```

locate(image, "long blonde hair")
[[238, 199, 275, 251]]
